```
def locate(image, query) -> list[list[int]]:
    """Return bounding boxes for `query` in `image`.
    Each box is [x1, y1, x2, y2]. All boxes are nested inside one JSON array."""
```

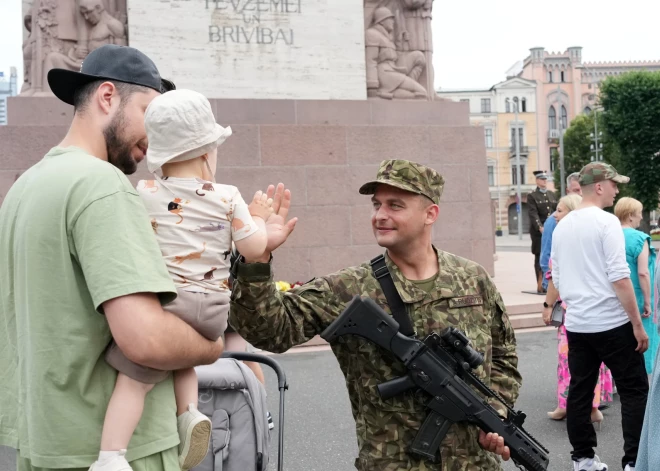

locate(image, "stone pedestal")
[[0, 97, 494, 278]]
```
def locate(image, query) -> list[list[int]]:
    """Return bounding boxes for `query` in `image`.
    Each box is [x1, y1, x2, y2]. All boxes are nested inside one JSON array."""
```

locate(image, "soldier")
[[527, 170, 557, 293], [229, 159, 522, 470]]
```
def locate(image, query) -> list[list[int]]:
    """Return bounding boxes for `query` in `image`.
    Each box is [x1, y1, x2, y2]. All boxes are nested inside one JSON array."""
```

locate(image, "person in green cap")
[[228, 159, 522, 470], [550, 161, 648, 471]]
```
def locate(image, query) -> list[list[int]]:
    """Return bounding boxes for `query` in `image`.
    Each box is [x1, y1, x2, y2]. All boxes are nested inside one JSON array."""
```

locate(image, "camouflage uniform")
[[229, 160, 522, 471]]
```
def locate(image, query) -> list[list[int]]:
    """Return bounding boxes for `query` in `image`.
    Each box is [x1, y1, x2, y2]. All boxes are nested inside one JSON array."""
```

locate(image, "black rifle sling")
[[370, 254, 416, 337]]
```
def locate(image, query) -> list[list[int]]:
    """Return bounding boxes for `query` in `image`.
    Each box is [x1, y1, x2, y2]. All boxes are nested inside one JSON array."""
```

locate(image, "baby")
[[90, 89, 273, 471]]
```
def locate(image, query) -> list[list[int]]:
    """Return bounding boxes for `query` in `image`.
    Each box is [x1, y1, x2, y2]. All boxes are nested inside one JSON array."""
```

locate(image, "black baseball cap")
[[47, 44, 175, 106]]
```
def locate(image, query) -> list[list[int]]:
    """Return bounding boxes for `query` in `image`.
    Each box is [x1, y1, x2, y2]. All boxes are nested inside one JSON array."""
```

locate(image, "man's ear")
[[97, 82, 117, 115], [426, 203, 440, 225]]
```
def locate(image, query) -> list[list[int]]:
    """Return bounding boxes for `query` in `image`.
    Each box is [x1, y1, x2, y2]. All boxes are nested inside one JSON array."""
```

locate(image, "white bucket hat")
[[144, 89, 232, 173]]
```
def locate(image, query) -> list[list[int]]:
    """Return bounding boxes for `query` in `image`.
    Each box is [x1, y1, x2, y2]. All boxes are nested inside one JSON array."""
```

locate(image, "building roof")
[[491, 76, 537, 90], [582, 60, 660, 68], [436, 87, 491, 94]]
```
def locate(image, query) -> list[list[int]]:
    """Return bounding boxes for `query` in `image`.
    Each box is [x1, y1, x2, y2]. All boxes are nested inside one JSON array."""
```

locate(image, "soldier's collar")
[[384, 247, 449, 304]]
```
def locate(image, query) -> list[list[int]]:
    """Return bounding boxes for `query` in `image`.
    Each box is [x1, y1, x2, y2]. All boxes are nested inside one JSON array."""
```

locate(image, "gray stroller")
[[192, 352, 288, 471]]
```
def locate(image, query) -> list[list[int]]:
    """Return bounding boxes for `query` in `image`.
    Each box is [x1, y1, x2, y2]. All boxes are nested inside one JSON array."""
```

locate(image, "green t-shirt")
[[0, 147, 178, 468], [408, 273, 438, 294]]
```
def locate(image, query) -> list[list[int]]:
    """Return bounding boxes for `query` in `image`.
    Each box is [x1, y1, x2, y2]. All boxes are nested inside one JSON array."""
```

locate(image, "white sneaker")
[[88, 450, 133, 471], [177, 403, 212, 470], [624, 465, 635, 471], [573, 455, 608, 471]]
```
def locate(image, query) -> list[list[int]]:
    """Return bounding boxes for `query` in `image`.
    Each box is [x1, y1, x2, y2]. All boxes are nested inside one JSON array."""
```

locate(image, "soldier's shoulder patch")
[[448, 295, 483, 308]]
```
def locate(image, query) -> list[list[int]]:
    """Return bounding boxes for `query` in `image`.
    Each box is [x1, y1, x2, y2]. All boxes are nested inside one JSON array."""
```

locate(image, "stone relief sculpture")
[[398, 0, 433, 93], [20, 13, 33, 94], [365, 7, 426, 99], [364, 0, 435, 100], [20, 0, 127, 97]]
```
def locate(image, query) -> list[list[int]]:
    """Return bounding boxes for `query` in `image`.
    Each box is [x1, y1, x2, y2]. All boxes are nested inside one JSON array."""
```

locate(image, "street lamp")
[[513, 97, 523, 240], [550, 84, 567, 196], [581, 65, 604, 162], [556, 84, 567, 196], [590, 129, 603, 161]]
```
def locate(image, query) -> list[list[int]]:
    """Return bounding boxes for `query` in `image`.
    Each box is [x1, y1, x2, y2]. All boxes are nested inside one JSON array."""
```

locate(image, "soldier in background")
[[229, 160, 522, 470], [527, 170, 557, 293]]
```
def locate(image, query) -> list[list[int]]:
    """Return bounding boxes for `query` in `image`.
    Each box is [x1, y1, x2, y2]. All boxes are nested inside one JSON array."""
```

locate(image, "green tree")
[[551, 112, 622, 198], [600, 71, 660, 226]]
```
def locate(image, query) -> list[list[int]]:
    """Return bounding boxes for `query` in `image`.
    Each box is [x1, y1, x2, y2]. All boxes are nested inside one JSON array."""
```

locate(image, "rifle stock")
[[320, 296, 549, 471]]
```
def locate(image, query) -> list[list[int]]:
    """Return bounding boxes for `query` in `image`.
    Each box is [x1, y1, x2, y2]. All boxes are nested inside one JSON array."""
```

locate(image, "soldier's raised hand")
[[262, 183, 297, 255]]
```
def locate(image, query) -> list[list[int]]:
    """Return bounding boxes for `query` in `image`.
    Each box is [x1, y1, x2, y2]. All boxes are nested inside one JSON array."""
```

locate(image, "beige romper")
[[105, 176, 258, 383]]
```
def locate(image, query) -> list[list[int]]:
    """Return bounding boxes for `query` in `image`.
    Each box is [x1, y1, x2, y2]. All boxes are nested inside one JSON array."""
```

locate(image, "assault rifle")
[[320, 296, 549, 471]]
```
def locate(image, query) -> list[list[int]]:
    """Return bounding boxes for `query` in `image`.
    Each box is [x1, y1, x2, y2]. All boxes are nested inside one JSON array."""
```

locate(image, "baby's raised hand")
[[248, 190, 274, 221]]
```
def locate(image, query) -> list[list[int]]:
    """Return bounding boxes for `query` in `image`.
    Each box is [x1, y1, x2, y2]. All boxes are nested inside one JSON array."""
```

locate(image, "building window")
[[484, 128, 493, 148], [488, 164, 495, 186], [549, 105, 557, 130], [561, 71, 565, 82], [521, 98, 527, 112], [584, 106, 592, 115], [548, 71, 553, 83], [512, 164, 526, 185], [510, 127, 524, 147], [481, 98, 491, 113], [561, 105, 568, 129], [505, 98, 510, 113]]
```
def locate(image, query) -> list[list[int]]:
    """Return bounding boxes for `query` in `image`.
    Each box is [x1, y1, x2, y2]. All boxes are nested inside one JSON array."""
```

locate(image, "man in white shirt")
[[551, 162, 649, 471]]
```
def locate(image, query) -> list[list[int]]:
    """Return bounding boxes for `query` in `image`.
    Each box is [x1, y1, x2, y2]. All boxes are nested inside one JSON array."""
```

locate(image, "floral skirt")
[[557, 324, 614, 408]]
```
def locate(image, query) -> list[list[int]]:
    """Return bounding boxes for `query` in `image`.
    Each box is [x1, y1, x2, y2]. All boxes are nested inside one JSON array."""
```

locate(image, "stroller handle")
[[221, 351, 288, 471], [221, 351, 289, 391]]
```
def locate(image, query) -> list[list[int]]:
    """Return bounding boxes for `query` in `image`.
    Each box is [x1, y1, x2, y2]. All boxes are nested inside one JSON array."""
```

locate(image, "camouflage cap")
[[578, 162, 630, 185], [359, 159, 444, 204]]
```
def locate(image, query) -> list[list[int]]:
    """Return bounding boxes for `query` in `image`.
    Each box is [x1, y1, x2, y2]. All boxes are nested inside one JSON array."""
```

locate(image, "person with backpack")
[[228, 159, 521, 470]]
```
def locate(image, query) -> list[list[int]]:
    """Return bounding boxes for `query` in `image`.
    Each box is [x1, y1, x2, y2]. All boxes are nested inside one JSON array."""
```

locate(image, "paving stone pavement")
[[0, 330, 629, 471], [257, 330, 625, 471]]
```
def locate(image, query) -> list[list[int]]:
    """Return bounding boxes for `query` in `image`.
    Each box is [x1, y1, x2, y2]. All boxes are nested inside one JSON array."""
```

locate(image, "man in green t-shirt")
[[0, 45, 224, 471]]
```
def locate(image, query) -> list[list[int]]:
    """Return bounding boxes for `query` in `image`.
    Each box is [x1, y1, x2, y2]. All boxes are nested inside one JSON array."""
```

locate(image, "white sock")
[[98, 450, 123, 465]]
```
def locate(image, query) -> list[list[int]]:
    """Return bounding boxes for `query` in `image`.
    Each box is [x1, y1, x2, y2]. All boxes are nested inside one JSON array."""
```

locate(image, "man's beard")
[[103, 110, 137, 175]]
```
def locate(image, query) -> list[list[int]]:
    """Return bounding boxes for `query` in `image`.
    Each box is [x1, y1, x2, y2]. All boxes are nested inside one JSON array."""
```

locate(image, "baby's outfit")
[[105, 176, 258, 383]]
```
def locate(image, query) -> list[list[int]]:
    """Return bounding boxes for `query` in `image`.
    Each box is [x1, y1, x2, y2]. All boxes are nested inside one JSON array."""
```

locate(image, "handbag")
[[550, 300, 564, 327]]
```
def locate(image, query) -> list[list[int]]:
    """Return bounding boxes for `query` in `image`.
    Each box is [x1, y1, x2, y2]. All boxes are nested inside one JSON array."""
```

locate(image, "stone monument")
[[2, 0, 493, 285], [364, 0, 434, 100], [127, 0, 367, 99], [19, 0, 127, 96]]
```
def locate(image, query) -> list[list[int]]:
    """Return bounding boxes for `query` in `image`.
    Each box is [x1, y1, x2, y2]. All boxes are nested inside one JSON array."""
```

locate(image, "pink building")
[[519, 47, 660, 178]]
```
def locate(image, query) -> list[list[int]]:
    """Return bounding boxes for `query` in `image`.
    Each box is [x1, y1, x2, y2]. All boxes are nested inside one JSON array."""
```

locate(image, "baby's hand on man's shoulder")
[[248, 190, 274, 221]]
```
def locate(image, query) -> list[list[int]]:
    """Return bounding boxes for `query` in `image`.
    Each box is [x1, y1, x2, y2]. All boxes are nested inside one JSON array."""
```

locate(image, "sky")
[[1, 0, 659, 90]]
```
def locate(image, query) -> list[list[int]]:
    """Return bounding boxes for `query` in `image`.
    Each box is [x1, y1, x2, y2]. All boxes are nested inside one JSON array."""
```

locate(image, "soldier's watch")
[[543, 301, 550, 308]]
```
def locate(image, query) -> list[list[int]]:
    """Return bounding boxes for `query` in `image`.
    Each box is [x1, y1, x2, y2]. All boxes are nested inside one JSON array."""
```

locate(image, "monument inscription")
[[128, 0, 366, 99], [206, 0, 299, 45]]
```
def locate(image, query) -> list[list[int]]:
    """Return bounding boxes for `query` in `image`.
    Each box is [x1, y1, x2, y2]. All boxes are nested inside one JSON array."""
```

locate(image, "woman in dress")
[[542, 194, 613, 425], [614, 197, 658, 375]]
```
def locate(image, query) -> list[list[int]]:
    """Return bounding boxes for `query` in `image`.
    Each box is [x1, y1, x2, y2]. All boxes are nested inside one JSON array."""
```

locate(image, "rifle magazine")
[[410, 410, 452, 464]]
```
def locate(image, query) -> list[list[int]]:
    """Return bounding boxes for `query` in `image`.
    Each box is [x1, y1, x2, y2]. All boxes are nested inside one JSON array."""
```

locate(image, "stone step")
[[508, 312, 546, 330], [506, 302, 545, 330]]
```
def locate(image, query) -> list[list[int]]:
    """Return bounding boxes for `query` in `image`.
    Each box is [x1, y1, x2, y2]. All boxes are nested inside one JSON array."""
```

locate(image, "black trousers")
[[566, 322, 649, 468]]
